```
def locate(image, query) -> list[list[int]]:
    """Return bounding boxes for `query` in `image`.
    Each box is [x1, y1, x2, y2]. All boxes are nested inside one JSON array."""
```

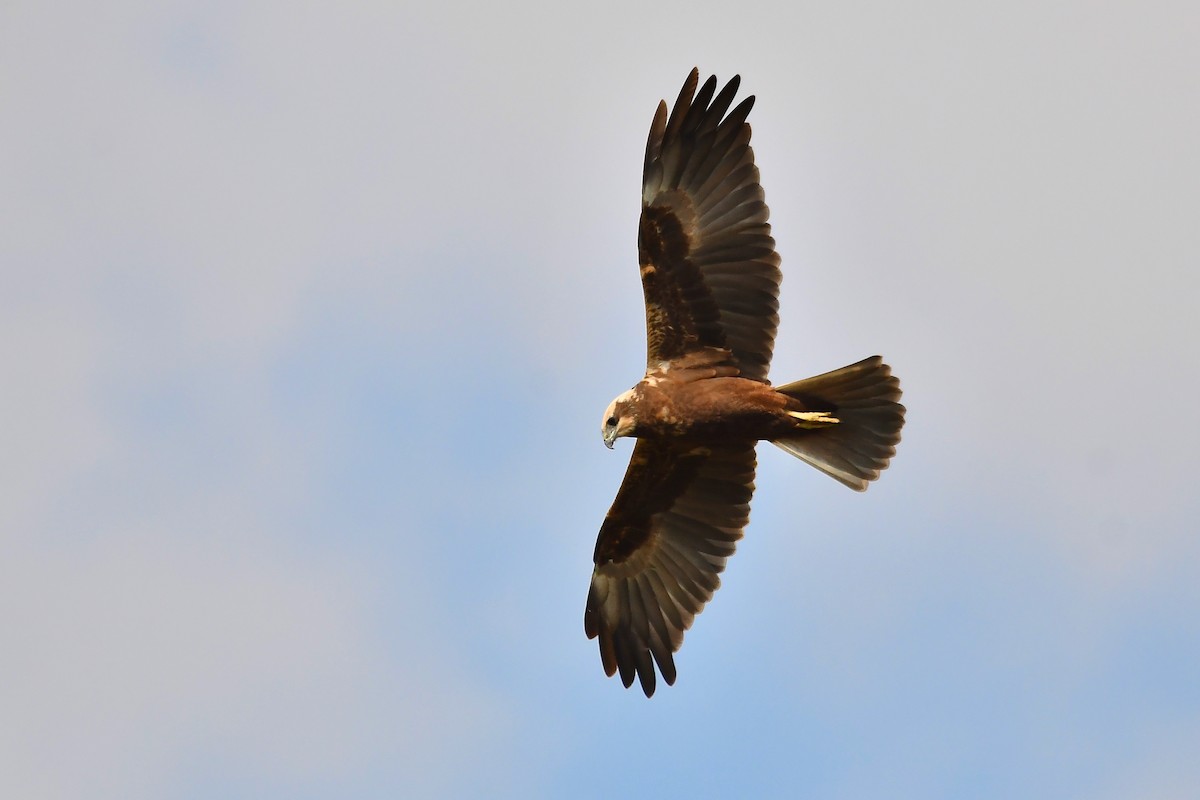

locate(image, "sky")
[[2, 1, 1198, 797]]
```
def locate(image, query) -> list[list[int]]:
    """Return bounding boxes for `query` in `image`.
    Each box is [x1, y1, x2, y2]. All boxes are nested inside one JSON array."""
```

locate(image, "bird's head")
[[601, 389, 638, 449]]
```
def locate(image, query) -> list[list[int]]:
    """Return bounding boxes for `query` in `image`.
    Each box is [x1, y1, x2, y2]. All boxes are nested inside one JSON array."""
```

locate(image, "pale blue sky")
[[3, 2, 1198, 797]]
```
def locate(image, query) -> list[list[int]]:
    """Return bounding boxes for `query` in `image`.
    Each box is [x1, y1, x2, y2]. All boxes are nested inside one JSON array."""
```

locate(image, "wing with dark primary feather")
[[639, 68, 782, 383], [585, 440, 756, 696]]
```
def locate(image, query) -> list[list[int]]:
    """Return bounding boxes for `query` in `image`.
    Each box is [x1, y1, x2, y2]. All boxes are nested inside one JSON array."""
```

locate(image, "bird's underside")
[[585, 69, 905, 697]]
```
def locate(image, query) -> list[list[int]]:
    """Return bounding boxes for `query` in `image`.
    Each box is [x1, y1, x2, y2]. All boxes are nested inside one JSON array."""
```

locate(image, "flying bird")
[[585, 69, 905, 696]]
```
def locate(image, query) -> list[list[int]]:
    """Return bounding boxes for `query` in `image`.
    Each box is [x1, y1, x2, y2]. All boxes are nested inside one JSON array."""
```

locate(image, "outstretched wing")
[[639, 69, 782, 383], [585, 439, 756, 696]]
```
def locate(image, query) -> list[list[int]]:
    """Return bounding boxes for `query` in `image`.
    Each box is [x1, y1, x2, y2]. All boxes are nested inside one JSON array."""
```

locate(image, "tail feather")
[[772, 356, 904, 491]]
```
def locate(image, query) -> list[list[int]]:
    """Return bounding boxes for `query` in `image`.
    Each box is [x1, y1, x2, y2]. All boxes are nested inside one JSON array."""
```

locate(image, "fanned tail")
[[771, 356, 905, 491]]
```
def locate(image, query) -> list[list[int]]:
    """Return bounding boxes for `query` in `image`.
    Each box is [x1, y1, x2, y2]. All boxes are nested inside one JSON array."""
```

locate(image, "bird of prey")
[[585, 69, 905, 697]]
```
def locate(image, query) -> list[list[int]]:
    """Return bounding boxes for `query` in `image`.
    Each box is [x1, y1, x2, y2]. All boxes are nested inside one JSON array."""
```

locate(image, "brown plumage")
[[585, 69, 906, 697]]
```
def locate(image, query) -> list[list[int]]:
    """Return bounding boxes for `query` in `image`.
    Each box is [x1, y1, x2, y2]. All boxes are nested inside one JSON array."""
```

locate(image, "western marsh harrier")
[[585, 69, 905, 696]]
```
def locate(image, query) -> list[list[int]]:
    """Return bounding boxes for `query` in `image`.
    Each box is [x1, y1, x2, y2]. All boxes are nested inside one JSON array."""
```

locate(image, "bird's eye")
[[606, 416, 618, 427]]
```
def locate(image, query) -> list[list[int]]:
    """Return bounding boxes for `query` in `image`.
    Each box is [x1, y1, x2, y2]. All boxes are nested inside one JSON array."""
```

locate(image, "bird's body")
[[586, 69, 905, 696], [611, 369, 822, 444]]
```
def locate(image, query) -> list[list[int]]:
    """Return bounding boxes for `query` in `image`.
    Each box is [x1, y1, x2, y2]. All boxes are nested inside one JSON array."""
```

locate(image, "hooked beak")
[[603, 430, 616, 449]]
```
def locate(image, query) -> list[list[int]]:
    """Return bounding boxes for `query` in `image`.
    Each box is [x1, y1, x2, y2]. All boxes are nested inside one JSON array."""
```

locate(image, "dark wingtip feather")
[[636, 648, 657, 697], [664, 69, 700, 141]]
